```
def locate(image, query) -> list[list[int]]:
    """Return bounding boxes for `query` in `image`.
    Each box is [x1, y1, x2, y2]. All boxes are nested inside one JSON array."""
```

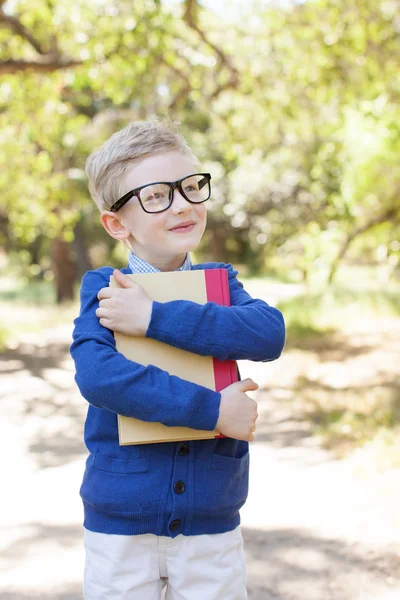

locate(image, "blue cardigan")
[[70, 262, 285, 537]]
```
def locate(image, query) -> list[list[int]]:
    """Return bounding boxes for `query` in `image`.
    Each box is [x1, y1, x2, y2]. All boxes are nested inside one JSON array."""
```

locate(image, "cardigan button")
[[169, 519, 181, 532], [178, 443, 189, 456], [174, 480, 186, 495]]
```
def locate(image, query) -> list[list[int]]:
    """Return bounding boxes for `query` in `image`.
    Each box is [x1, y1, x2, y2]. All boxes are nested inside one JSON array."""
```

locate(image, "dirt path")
[[0, 316, 399, 599]]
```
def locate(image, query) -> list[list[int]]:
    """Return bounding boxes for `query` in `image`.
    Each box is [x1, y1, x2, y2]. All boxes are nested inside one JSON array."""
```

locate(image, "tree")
[[1, 0, 399, 300], [1, 0, 241, 299]]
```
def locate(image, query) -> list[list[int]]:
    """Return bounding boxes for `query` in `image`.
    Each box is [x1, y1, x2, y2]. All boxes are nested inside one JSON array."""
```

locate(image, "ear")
[[100, 211, 131, 241]]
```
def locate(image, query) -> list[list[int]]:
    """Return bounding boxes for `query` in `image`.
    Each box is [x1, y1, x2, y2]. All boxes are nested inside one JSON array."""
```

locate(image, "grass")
[[277, 287, 400, 329], [0, 276, 78, 350], [275, 286, 399, 349], [0, 276, 56, 304], [273, 284, 400, 464], [0, 327, 8, 351], [301, 385, 400, 459], [0, 303, 78, 351]]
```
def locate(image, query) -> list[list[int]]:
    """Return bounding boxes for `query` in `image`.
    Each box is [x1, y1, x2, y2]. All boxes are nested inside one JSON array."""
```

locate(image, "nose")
[[171, 188, 191, 214]]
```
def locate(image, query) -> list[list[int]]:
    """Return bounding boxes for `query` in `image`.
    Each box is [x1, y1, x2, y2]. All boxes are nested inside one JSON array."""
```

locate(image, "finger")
[[238, 378, 259, 393], [99, 317, 113, 330], [98, 298, 112, 309], [95, 307, 109, 319], [97, 287, 113, 301], [113, 269, 135, 288]]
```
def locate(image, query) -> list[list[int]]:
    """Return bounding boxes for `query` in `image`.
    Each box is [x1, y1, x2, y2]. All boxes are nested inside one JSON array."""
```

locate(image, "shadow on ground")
[[242, 526, 399, 600], [0, 589, 82, 600], [1, 523, 83, 600], [284, 328, 377, 361], [1, 524, 398, 600], [1, 339, 86, 469], [255, 377, 400, 454], [2, 523, 82, 563], [0, 340, 72, 379]]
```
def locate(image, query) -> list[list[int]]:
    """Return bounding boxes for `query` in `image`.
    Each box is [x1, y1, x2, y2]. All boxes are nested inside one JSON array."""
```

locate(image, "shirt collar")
[[128, 251, 192, 274]]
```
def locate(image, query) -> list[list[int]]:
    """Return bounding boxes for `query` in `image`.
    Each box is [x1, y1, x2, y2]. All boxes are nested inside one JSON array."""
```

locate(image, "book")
[[110, 269, 238, 445]]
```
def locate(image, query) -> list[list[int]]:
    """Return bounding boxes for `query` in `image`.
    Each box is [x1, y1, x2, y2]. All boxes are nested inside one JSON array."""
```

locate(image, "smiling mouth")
[[169, 222, 196, 232]]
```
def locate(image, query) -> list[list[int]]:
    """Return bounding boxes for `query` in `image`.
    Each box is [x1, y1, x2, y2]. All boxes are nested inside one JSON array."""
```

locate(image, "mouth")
[[169, 221, 196, 233]]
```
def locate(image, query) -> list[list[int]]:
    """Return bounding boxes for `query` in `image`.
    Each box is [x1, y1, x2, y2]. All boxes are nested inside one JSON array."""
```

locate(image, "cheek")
[[197, 204, 207, 226], [146, 215, 170, 241], [126, 215, 163, 244]]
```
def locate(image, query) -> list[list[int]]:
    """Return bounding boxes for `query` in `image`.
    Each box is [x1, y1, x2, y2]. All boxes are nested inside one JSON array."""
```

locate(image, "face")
[[101, 151, 208, 271]]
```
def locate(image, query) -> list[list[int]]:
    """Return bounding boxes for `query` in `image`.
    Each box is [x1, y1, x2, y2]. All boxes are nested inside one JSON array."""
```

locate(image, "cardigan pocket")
[[212, 451, 248, 472], [92, 452, 149, 474], [80, 451, 166, 516], [194, 450, 249, 515]]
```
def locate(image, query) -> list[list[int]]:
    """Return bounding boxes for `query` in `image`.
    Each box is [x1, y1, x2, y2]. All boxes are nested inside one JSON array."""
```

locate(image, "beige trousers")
[[83, 526, 247, 600]]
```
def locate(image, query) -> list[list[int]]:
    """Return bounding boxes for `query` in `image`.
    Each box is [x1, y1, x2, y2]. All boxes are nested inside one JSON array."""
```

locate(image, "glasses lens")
[[181, 174, 210, 203], [140, 183, 171, 212]]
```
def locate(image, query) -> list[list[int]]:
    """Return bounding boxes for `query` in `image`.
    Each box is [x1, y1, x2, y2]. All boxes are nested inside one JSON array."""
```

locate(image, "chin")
[[169, 232, 201, 250], [180, 237, 202, 253]]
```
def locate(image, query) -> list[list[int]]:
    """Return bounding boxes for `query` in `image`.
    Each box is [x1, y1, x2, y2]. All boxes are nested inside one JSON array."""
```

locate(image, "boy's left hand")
[[96, 269, 153, 336]]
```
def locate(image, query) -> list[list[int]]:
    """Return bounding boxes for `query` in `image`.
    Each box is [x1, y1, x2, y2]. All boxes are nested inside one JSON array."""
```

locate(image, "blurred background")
[[0, 0, 399, 598]]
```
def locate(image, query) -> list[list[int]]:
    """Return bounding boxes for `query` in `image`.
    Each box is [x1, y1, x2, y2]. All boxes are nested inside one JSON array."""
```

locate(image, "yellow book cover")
[[110, 269, 237, 445]]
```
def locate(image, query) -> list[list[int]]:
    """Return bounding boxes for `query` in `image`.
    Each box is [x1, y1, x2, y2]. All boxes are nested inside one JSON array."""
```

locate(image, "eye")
[[141, 184, 169, 204]]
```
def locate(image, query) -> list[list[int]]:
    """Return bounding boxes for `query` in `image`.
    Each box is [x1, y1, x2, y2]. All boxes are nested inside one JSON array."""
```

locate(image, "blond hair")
[[85, 120, 199, 210]]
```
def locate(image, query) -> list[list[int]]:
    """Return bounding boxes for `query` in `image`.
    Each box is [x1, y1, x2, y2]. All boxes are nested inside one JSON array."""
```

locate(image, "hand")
[[96, 269, 153, 336], [216, 378, 259, 442]]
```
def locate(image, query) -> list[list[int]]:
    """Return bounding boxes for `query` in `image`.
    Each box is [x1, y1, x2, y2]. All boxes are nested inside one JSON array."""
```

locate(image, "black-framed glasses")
[[109, 173, 212, 213]]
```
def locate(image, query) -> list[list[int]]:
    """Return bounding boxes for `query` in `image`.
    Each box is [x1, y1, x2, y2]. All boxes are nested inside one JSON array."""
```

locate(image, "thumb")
[[113, 269, 135, 288], [238, 378, 259, 393]]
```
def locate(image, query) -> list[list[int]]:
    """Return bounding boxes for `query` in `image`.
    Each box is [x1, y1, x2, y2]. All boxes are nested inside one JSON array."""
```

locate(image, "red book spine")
[[205, 268, 238, 439], [204, 268, 239, 393]]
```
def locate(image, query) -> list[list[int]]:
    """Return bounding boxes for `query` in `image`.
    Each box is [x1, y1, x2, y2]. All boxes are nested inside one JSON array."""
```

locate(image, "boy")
[[70, 120, 285, 599]]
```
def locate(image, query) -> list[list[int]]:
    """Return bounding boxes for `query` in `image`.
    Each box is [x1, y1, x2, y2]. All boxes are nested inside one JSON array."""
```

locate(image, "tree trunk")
[[0, 212, 10, 251], [73, 221, 93, 278], [327, 208, 398, 285], [327, 236, 352, 285], [51, 237, 77, 303], [208, 226, 227, 262]]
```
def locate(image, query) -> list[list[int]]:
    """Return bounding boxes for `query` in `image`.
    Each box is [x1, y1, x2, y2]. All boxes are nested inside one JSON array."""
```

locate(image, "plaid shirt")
[[128, 251, 192, 274]]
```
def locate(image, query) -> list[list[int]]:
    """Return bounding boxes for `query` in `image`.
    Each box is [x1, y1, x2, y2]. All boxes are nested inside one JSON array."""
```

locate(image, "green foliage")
[[277, 273, 400, 360], [298, 387, 400, 465], [0, 278, 56, 305], [0, 0, 399, 290], [278, 284, 400, 338], [0, 327, 7, 351]]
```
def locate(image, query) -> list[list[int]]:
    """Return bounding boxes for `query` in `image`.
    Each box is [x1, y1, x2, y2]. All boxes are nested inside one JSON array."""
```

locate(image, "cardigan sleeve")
[[70, 268, 221, 430], [146, 263, 286, 362]]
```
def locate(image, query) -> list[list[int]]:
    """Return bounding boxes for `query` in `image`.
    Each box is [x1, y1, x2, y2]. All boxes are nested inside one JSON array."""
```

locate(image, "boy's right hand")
[[216, 378, 259, 442]]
